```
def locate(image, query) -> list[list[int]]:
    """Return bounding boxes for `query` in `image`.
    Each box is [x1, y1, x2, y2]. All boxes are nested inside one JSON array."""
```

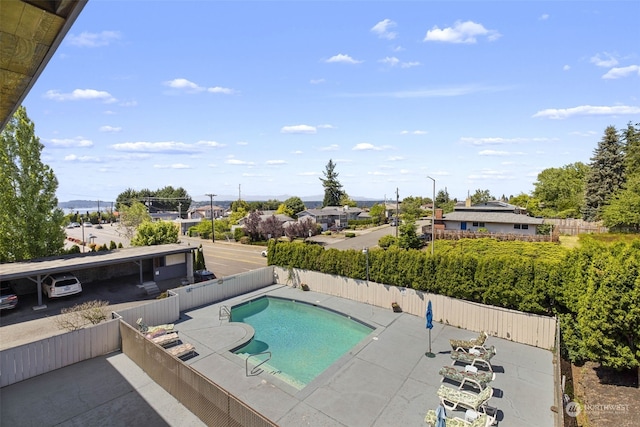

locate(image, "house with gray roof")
[[440, 200, 544, 235], [297, 206, 364, 230]]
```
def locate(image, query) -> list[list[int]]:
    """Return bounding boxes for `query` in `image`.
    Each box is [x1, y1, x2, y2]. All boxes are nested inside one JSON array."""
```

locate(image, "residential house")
[[297, 206, 365, 230], [438, 200, 544, 235], [188, 205, 225, 220]]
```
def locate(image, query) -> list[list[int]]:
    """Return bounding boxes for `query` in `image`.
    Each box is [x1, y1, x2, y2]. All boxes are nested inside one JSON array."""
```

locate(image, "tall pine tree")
[[0, 106, 66, 262], [582, 125, 626, 222], [320, 159, 345, 207]]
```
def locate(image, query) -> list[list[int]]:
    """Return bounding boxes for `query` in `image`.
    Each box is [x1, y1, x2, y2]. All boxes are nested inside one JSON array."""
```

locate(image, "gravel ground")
[[0, 300, 147, 350]]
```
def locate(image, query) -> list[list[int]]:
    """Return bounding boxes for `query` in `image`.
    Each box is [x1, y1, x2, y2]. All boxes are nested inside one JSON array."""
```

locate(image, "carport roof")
[[0, 244, 193, 281]]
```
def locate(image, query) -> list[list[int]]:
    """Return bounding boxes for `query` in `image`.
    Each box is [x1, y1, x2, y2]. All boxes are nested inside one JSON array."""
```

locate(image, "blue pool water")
[[231, 296, 374, 389]]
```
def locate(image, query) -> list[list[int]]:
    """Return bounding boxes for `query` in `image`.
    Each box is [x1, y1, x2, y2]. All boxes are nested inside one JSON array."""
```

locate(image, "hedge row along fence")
[[267, 237, 640, 372]]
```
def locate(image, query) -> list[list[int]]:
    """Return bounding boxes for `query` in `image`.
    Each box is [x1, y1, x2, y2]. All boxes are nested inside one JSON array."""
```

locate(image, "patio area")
[[0, 283, 556, 426], [168, 284, 555, 426]]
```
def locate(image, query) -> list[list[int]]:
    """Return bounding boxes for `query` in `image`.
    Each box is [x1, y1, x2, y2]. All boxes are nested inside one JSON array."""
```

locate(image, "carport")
[[0, 244, 195, 310]]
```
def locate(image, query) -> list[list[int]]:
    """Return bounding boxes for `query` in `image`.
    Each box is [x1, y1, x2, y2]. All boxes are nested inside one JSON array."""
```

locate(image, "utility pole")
[[205, 193, 217, 242], [427, 176, 436, 256]]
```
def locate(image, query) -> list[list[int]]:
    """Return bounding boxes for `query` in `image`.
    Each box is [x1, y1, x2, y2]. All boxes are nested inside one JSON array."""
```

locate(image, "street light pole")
[[427, 176, 435, 256], [205, 193, 217, 243], [362, 247, 369, 282]]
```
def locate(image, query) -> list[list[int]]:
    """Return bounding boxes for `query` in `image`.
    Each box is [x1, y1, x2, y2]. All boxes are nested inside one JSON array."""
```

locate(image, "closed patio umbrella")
[[435, 403, 447, 427], [426, 300, 435, 357]]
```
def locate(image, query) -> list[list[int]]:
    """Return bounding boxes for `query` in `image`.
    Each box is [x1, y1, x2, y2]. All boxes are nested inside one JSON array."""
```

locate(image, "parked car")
[[0, 282, 18, 310], [67, 222, 80, 228], [42, 273, 83, 298], [82, 222, 92, 227], [193, 270, 216, 283], [419, 233, 432, 241]]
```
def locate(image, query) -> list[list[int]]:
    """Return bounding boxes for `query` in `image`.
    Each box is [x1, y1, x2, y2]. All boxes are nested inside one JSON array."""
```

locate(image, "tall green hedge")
[[267, 237, 640, 371]]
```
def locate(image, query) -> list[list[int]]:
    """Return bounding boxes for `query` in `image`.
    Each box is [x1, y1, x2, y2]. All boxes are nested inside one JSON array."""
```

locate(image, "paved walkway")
[[1, 285, 556, 427]]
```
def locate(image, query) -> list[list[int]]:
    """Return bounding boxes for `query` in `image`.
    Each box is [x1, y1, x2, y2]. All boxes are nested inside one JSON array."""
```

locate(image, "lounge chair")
[[167, 343, 196, 358], [439, 365, 495, 390], [437, 384, 493, 413], [450, 346, 497, 372], [425, 409, 493, 427], [450, 331, 488, 351], [149, 332, 180, 347], [136, 317, 175, 334]]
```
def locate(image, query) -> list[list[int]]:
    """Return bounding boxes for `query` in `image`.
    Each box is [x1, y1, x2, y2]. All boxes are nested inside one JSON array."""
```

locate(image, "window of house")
[[522, 224, 529, 229], [514, 224, 521, 229]]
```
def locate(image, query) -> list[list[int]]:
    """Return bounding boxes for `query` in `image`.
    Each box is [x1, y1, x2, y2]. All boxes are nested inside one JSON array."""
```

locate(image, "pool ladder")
[[219, 305, 231, 321], [246, 351, 272, 377]]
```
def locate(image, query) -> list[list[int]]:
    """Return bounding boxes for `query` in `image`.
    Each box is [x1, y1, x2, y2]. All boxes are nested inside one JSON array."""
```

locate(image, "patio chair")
[[439, 365, 495, 390], [136, 317, 175, 334], [149, 332, 180, 347], [450, 331, 488, 351], [450, 345, 497, 372], [166, 342, 196, 359], [425, 409, 492, 427], [437, 384, 494, 413]]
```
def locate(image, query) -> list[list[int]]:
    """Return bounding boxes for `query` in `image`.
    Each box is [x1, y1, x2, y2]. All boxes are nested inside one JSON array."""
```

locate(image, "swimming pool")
[[231, 296, 374, 389]]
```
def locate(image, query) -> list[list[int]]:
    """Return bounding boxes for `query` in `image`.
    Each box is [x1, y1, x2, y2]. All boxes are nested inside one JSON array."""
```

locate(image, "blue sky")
[[22, 1, 640, 204]]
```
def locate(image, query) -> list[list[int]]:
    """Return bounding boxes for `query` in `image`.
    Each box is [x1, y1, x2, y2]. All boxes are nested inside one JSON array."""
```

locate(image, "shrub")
[[234, 227, 245, 241], [239, 236, 251, 244], [345, 232, 356, 238], [55, 300, 109, 331]]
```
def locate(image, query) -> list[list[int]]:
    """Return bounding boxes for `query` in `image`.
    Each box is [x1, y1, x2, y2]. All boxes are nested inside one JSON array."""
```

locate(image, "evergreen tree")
[[622, 121, 640, 176], [582, 126, 626, 221], [320, 159, 345, 207], [0, 106, 66, 262]]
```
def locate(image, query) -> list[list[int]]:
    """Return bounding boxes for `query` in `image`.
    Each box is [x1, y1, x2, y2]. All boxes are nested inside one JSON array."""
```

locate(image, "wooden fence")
[[274, 267, 556, 349]]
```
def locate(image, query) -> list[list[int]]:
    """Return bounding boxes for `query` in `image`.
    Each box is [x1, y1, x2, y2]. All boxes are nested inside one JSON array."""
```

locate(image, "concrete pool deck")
[[0, 284, 556, 426]]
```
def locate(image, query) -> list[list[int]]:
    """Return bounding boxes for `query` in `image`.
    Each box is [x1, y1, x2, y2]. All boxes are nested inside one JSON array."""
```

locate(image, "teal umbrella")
[[426, 300, 435, 358]]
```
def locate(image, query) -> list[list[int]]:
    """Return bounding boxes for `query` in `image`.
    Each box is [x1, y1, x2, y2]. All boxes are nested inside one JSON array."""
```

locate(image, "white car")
[[42, 273, 83, 298]]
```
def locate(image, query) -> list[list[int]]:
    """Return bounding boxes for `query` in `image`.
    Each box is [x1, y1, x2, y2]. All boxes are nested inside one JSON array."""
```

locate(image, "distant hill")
[[60, 196, 383, 211]]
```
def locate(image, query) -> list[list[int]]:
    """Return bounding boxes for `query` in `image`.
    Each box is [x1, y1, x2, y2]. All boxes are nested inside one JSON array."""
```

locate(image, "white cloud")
[[460, 137, 551, 146], [400, 130, 427, 135], [281, 125, 317, 134], [317, 124, 335, 129], [325, 54, 363, 64], [602, 65, 640, 80], [563, 65, 571, 71], [225, 158, 255, 166], [532, 105, 640, 119], [478, 150, 525, 156], [48, 137, 93, 148], [266, 160, 287, 165], [45, 89, 116, 103], [590, 52, 619, 68], [164, 78, 235, 94], [111, 141, 199, 153], [353, 143, 384, 151], [292, 150, 303, 155], [67, 31, 121, 47], [380, 56, 400, 66], [153, 163, 192, 169], [539, 14, 550, 21], [310, 78, 325, 84], [319, 144, 340, 151], [388, 156, 405, 161], [99, 125, 121, 133], [371, 19, 398, 40], [368, 171, 390, 176], [64, 154, 102, 162], [196, 140, 226, 148], [401, 61, 420, 68], [424, 20, 501, 44]]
